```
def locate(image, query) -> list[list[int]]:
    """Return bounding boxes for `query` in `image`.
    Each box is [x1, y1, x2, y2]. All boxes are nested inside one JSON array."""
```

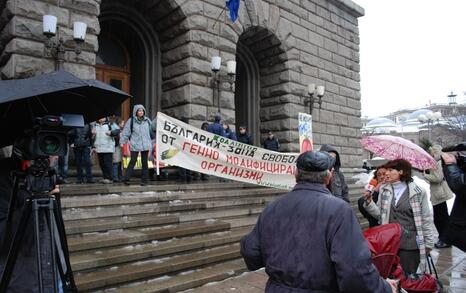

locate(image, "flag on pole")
[[226, 0, 240, 22]]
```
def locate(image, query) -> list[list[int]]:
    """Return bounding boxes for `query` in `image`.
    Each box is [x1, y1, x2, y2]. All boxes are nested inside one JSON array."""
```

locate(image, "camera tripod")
[[0, 168, 77, 293]]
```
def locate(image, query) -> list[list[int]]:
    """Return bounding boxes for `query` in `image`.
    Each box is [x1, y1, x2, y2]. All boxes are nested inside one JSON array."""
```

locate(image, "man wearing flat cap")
[[240, 151, 397, 293]]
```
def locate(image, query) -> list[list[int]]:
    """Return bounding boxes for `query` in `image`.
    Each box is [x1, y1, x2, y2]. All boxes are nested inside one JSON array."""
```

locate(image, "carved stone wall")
[[0, 0, 365, 167]]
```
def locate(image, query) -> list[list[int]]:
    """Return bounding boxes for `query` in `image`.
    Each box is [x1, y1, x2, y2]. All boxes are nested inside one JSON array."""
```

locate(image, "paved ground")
[[188, 246, 466, 293]]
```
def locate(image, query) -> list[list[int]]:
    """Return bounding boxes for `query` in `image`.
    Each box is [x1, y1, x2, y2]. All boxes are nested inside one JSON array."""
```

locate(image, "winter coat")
[[443, 163, 466, 225], [224, 129, 237, 140], [207, 122, 226, 137], [237, 133, 253, 145], [241, 182, 391, 293], [93, 122, 119, 153], [120, 104, 154, 152], [364, 181, 434, 271], [263, 137, 280, 152], [319, 145, 349, 203], [70, 124, 93, 148], [423, 160, 453, 206]]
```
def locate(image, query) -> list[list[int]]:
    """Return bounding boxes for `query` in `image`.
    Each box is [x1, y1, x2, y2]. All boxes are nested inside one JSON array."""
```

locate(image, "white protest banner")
[[299, 112, 313, 153], [156, 112, 298, 190]]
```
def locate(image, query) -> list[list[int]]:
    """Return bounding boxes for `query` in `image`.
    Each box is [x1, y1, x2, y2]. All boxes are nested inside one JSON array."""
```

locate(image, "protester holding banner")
[[222, 122, 237, 141], [262, 131, 280, 152], [207, 114, 226, 137], [120, 104, 154, 186], [237, 126, 253, 145]]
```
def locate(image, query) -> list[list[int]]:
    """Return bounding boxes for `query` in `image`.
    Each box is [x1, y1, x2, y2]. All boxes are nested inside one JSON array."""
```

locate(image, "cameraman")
[[441, 148, 466, 252]]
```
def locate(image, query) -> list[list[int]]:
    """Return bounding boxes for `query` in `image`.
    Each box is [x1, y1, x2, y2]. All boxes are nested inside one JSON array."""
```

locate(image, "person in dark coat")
[[222, 122, 237, 140], [441, 151, 466, 252], [237, 126, 253, 145], [70, 123, 95, 184], [262, 131, 280, 152], [240, 151, 396, 293], [319, 144, 349, 202], [207, 114, 226, 137]]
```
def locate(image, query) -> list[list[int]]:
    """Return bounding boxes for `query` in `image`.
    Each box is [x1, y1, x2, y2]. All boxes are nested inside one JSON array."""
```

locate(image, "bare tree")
[[437, 107, 466, 142]]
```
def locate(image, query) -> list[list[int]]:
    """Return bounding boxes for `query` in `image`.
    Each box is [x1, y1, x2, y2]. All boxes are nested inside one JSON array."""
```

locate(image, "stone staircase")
[[60, 181, 283, 292], [60, 174, 367, 292]]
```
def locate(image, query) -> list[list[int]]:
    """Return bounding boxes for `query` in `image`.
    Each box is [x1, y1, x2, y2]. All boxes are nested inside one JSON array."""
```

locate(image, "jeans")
[[57, 145, 69, 179], [74, 147, 93, 182], [123, 151, 149, 183], [97, 153, 113, 180], [113, 162, 122, 181]]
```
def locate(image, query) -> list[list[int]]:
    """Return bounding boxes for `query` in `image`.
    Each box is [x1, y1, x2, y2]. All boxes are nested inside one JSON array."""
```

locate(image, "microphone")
[[365, 178, 378, 193]]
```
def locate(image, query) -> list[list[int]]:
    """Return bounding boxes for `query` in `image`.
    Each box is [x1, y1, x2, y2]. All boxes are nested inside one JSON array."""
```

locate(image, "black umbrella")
[[0, 70, 131, 147]]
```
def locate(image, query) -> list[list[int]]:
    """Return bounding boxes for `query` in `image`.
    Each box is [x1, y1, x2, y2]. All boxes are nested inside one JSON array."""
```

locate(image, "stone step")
[[66, 203, 266, 235], [60, 182, 255, 196], [223, 215, 260, 228], [178, 205, 264, 223], [112, 259, 247, 293], [63, 202, 205, 221], [71, 227, 251, 272], [61, 187, 282, 209], [68, 220, 230, 252], [65, 215, 180, 235], [75, 244, 241, 291]]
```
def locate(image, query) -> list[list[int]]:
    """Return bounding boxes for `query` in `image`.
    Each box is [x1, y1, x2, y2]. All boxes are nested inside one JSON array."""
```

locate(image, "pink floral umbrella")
[[360, 135, 436, 170]]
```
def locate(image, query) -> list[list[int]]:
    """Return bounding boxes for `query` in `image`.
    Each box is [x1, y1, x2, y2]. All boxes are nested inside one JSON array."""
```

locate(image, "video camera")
[[442, 142, 466, 171], [14, 114, 84, 160], [12, 114, 84, 194]]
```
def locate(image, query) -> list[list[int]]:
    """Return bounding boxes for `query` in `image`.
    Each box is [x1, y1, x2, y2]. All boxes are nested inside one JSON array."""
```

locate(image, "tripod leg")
[[47, 199, 58, 293], [32, 200, 44, 293], [0, 198, 32, 293], [1, 177, 20, 253], [52, 195, 77, 292]]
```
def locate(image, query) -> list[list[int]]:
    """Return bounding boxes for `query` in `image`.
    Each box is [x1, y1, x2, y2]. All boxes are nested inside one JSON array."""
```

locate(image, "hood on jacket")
[[319, 144, 341, 168], [214, 114, 222, 123], [429, 145, 442, 161], [132, 104, 146, 119]]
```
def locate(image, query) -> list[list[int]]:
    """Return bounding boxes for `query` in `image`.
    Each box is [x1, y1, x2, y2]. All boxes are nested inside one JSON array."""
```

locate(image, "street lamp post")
[[306, 84, 325, 115], [211, 56, 236, 113], [42, 15, 88, 70], [418, 111, 442, 141]]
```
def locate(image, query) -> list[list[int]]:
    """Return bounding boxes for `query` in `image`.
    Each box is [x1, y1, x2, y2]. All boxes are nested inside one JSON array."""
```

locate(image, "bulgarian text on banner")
[[156, 112, 298, 190]]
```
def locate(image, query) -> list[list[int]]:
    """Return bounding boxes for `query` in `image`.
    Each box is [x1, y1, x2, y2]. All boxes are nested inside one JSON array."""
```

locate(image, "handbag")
[[401, 254, 442, 293]]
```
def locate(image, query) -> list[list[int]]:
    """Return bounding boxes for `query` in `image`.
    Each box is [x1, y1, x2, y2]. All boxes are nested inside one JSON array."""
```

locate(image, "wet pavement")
[[189, 245, 466, 293]]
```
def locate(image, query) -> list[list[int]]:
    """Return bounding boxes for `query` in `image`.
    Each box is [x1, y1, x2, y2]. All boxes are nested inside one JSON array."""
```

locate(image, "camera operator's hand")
[[441, 153, 457, 165], [48, 185, 60, 196]]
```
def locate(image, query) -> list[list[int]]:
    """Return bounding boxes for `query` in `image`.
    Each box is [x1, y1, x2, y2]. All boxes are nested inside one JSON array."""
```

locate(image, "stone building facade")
[[0, 0, 365, 167]]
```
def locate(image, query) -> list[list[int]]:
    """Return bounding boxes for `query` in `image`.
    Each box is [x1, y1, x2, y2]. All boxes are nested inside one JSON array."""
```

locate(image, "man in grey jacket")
[[241, 151, 397, 293]]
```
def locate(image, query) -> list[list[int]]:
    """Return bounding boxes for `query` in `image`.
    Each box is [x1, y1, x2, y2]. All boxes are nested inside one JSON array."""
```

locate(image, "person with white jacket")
[[364, 159, 434, 275], [93, 117, 120, 184], [423, 145, 453, 248]]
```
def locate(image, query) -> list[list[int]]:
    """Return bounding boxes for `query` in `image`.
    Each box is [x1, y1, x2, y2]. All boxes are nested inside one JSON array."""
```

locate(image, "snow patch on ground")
[[169, 200, 184, 205]]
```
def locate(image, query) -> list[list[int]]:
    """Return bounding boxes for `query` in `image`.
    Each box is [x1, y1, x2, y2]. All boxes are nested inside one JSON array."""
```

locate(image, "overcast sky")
[[353, 0, 466, 118]]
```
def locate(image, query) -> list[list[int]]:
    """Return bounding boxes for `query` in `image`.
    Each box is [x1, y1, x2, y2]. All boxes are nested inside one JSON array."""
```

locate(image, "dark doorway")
[[235, 43, 260, 145]]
